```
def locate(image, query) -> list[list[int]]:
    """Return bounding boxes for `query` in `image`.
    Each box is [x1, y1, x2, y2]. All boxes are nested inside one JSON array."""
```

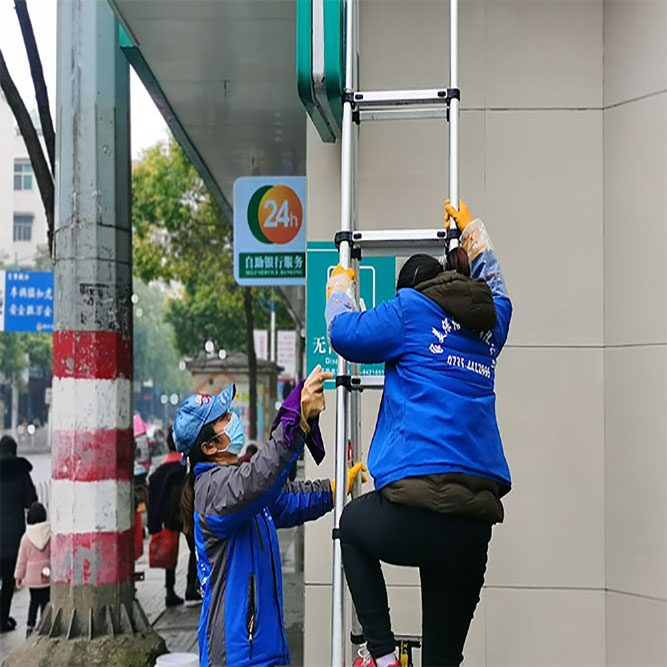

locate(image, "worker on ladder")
[[324, 201, 512, 667]]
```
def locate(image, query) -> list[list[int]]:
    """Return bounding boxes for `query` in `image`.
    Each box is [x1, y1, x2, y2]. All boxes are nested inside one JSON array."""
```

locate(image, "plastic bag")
[[149, 528, 180, 570]]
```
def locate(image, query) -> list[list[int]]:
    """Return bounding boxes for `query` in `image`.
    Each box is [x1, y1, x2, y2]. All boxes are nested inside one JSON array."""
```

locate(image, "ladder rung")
[[358, 107, 448, 122], [336, 229, 449, 257], [351, 88, 454, 109], [336, 374, 385, 391], [349, 375, 384, 391]]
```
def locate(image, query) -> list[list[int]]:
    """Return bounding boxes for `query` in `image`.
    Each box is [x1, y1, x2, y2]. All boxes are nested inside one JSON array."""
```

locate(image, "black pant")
[[0, 556, 17, 625], [340, 492, 492, 667], [164, 541, 197, 591], [27, 588, 49, 628]]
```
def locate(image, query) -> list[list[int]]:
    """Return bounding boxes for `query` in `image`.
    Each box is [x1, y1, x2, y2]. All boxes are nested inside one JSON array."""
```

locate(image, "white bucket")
[[155, 653, 199, 667]]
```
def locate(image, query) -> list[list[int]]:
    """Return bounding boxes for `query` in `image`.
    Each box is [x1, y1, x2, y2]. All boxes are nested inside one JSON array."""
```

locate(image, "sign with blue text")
[[306, 242, 395, 388], [234, 176, 306, 286], [0, 271, 54, 333]]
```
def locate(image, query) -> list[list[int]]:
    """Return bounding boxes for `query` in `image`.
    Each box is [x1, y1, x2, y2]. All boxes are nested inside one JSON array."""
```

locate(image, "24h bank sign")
[[0, 270, 54, 333], [233, 176, 306, 286]]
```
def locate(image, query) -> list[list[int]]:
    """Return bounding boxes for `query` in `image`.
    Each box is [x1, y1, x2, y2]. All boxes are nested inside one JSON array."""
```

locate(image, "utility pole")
[[270, 297, 277, 363], [6, 0, 164, 663]]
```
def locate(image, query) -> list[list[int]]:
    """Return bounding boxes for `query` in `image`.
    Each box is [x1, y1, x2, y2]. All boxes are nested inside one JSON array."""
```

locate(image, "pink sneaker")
[[352, 647, 401, 667], [352, 652, 376, 667]]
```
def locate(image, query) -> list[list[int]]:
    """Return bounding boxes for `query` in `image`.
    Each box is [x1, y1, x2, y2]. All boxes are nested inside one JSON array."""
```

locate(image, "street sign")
[[277, 330, 297, 379], [253, 329, 269, 360], [234, 176, 306, 286], [1, 270, 54, 333], [306, 242, 395, 388]]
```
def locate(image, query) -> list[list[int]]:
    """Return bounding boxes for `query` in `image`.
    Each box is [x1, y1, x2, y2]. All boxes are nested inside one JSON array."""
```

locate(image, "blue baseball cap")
[[172, 384, 236, 456]]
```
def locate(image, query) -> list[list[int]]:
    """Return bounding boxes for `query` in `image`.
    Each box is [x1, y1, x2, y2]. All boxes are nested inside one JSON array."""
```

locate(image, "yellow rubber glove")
[[330, 461, 368, 497], [444, 199, 473, 233], [326, 264, 356, 301]]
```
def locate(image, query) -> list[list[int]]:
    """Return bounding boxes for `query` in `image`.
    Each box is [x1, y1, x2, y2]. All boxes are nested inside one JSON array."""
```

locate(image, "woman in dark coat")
[[0, 435, 37, 632], [148, 430, 200, 607]]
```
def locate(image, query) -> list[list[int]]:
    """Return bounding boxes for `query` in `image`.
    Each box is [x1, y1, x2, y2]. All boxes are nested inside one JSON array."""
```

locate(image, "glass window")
[[13, 160, 33, 191], [13, 213, 33, 242]]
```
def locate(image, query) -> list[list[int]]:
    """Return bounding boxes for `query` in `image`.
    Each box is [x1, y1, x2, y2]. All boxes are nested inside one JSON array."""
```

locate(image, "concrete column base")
[[2, 628, 167, 667]]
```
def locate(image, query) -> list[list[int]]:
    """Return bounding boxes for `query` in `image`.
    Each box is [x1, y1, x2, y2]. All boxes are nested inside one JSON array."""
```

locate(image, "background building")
[[0, 93, 49, 270]]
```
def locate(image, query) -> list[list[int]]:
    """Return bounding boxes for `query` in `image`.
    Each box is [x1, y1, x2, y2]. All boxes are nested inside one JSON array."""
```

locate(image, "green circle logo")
[[247, 185, 273, 244]]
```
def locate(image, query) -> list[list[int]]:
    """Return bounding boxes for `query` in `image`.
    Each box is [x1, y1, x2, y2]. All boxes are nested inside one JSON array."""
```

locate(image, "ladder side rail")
[[349, 359, 364, 644], [332, 367, 349, 667], [448, 0, 460, 249], [331, 0, 358, 663]]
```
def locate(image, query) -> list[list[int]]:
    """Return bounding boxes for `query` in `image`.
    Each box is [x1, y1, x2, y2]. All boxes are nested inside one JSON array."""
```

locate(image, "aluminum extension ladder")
[[329, 1, 462, 665]]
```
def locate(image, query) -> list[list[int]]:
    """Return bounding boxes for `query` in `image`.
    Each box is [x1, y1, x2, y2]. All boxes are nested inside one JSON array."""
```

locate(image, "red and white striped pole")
[[35, 0, 160, 648], [50, 332, 135, 603]]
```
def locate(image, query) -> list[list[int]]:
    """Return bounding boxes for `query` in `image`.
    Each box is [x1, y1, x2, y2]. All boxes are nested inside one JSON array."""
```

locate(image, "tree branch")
[[0, 48, 54, 254], [14, 0, 55, 175]]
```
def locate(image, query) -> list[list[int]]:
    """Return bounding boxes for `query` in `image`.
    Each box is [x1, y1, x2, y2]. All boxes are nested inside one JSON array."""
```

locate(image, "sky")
[[0, 0, 169, 158]]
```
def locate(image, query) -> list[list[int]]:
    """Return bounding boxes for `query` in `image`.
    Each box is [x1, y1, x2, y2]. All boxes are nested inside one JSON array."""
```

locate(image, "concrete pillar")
[[5, 1, 165, 662]]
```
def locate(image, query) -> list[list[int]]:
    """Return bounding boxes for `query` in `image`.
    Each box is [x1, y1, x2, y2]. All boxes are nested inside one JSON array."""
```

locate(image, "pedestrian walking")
[[0, 435, 37, 633], [175, 366, 365, 666], [147, 430, 200, 607], [14, 502, 51, 637], [325, 200, 512, 667]]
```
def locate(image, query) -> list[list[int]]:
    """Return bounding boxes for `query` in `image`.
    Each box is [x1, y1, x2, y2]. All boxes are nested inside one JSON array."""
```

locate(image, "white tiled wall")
[[603, 0, 667, 107], [603, 0, 667, 664], [490, 347, 605, 589], [604, 347, 667, 600], [486, 110, 603, 346], [606, 592, 667, 667], [485, 588, 606, 667], [304, 0, 667, 664], [603, 94, 667, 346], [485, 0, 603, 109]]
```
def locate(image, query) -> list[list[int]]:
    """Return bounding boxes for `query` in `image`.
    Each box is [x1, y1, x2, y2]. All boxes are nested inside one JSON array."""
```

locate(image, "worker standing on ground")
[[325, 201, 512, 667], [174, 365, 365, 667]]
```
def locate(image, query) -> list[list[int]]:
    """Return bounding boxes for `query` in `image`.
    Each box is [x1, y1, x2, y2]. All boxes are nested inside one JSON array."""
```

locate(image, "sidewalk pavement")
[[0, 523, 305, 666]]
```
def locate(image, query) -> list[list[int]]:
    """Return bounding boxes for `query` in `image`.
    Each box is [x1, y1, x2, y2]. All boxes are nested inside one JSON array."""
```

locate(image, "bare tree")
[[14, 0, 55, 173], [0, 1, 54, 254]]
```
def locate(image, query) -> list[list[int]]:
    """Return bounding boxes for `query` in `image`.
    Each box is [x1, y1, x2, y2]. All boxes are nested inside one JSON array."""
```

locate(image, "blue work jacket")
[[193, 423, 333, 666], [329, 239, 512, 493]]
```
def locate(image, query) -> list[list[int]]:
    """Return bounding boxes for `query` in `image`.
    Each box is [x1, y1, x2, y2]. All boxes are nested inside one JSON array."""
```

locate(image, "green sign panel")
[[306, 242, 396, 387], [239, 252, 305, 279], [296, 0, 345, 143]]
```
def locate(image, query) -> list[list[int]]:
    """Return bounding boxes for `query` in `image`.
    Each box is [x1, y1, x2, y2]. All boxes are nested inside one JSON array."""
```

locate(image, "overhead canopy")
[[110, 0, 307, 216]]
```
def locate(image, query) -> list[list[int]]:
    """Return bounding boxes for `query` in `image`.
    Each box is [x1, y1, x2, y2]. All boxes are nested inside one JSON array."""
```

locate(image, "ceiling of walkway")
[[111, 0, 306, 211]]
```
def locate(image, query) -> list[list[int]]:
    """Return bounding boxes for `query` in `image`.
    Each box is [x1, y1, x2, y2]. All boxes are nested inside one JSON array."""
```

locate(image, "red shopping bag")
[[149, 529, 180, 569], [134, 509, 144, 561]]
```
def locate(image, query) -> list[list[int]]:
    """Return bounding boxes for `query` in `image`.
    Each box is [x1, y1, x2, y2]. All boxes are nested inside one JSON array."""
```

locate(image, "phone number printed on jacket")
[[427, 317, 494, 379], [446, 354, 492, 379]]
